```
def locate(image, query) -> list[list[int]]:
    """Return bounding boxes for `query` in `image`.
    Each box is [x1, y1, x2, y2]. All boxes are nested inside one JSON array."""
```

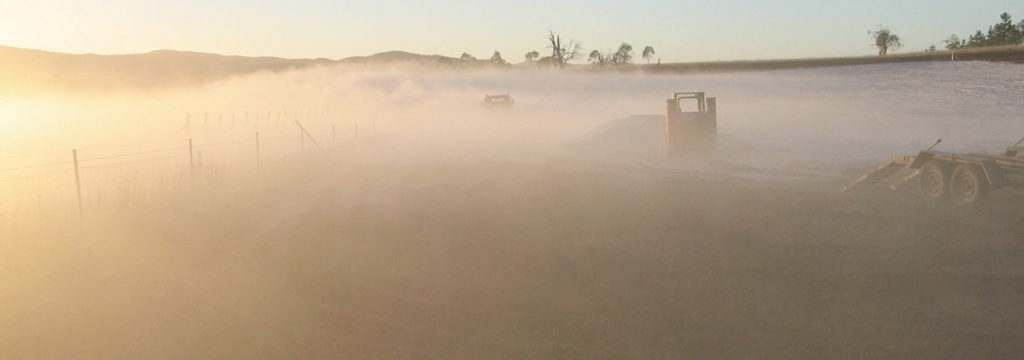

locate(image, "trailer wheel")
[[919, 160, 949, 201], [950, 164, 989, 205]]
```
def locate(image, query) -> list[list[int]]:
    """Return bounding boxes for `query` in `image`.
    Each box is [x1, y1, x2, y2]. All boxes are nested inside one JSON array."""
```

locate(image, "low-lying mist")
[[5, 60, 1022, 167], [2, 61, 1023, 359]]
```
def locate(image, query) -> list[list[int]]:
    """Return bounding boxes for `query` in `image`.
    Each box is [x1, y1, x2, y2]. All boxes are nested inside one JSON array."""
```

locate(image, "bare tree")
[[642, 46, 655, 64], [524, 50, 540, 62], [546, 31, 583, 68], [869, 27, 902, 55]]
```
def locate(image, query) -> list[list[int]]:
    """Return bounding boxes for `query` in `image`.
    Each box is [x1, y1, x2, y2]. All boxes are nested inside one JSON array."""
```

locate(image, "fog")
[[5, 61, 1022, 167], [2, 61, 1024, 359]]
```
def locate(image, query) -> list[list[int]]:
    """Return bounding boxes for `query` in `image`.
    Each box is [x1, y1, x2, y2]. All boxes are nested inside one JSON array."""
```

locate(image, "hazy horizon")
[[2, 1, 1023, 63]]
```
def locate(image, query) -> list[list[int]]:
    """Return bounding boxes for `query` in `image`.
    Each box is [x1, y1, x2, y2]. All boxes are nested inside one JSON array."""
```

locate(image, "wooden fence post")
[[72, 149, 82, 220], [256, 132, 261, 169]]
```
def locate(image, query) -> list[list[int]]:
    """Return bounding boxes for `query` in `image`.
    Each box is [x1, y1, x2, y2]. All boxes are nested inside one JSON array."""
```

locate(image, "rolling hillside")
[[0, 46, 455, 93], [4, 44, 1023, 93]]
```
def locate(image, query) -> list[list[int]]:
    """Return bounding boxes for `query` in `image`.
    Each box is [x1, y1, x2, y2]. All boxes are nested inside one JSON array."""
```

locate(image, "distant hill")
[[0, 46, 456, 93], [339, 50, 457, 65], [5, 44, 1023, 93], [0, 46, 334, 92]]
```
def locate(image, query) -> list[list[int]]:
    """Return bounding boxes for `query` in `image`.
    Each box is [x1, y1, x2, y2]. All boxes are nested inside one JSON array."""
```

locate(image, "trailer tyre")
[[919, 160, 949, 201], [950, 164, 989, 205]]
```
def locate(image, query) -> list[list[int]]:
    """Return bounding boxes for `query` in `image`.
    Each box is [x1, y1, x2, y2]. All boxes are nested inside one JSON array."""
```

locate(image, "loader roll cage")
[[671, 92, 707, 112]]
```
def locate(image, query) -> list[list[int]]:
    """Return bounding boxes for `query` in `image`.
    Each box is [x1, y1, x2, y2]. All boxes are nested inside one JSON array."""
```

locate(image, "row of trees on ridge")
[[873, 12, 1024, 55], [462, 12, 1024, 65], [458, 31, 655, 69], [943, 13, 1024, 50]]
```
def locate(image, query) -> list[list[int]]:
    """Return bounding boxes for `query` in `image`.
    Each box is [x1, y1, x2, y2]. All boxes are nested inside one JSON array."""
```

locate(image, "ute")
[[482, 94, 514, 109], [842, 137, 1024, 204]]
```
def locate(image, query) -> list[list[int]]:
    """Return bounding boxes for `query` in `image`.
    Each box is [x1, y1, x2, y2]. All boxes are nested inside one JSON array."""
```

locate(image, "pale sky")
[[1, 0, 1022, 62]]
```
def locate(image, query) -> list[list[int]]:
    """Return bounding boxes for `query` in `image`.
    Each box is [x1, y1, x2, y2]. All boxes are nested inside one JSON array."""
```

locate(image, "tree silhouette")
[[546, 31, 583, 68], [611, 43, 633, 64], [869, 27, 902, 55], [536, 56, 555, 68], [642, 46, 655, 64], [588, 50, 610, 66], [460, 52, 477, 62], [986, 13, 1024, 45], [968, 30, 988, 46], [943, 13, 1023, 50], [490, 51, 506, 65], [944, 34, 966, 50], [524, 50, 540, 62]]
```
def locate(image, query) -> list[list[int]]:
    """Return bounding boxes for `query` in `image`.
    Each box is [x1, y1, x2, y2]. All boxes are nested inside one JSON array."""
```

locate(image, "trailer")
[[842, 138, 1024, 204]]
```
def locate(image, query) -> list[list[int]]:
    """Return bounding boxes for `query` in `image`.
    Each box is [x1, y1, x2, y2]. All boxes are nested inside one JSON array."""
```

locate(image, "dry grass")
[[632, 45, 1024, 74]]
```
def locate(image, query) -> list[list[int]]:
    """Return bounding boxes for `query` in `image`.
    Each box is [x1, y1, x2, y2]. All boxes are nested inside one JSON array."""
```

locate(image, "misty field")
[[2, 61, 1024, 359]]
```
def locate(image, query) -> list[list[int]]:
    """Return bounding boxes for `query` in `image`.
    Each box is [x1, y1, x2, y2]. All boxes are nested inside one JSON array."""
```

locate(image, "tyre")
[[918, 160, 949, 201], [950, 164, 989, 205]]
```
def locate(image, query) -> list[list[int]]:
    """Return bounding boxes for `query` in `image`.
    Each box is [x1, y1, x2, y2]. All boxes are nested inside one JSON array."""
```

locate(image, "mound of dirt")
[[571, 114, 664, 158]]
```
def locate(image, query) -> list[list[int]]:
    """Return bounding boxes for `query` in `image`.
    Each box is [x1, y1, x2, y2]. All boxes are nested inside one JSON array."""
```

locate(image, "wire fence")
[[0, 116, 366, 232]]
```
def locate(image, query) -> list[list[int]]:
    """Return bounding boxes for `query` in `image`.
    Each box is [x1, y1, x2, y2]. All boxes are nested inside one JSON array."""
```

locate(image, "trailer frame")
[[842, 139, 1024, 204]]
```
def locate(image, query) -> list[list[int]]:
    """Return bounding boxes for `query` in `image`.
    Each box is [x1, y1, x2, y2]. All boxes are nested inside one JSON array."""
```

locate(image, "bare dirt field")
[[4, 146, 1023, 359]]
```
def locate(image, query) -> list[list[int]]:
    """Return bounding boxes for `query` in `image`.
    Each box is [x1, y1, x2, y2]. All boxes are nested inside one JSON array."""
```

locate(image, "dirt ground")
[[2, 152, 1024, 359]]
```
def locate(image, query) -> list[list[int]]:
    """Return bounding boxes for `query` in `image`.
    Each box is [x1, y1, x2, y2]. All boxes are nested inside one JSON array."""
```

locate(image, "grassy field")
[[632, 45, 1024, 74]]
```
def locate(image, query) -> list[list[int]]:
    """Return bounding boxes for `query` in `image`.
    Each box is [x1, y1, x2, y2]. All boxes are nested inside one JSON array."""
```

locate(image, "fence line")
[[0, 169, 73, 184], [0, 149, 69, 161], [0, 116, 362, 231], [0, 160, 72, 173]]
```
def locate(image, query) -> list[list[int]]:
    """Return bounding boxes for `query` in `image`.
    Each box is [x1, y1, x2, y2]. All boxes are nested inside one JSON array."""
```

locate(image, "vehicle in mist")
[[844, 137, 1024, 204], [482, 94, 514, 110]]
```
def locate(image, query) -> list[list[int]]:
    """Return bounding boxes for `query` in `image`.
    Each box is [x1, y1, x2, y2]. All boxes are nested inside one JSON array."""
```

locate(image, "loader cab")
[[665, 92, 717, 156]]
